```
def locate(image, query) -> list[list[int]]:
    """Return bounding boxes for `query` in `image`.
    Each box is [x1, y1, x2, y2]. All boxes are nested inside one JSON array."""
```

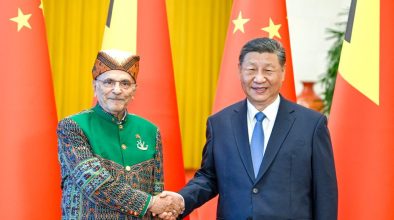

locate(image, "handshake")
[[148, 191, 185, 219]]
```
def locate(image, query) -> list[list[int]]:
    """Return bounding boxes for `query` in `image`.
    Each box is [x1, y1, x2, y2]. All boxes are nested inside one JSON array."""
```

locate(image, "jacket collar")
[[231, 96, 296, 183]]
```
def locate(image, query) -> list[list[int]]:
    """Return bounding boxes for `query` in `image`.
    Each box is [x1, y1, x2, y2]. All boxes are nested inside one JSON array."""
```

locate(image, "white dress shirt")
[[247, 95, 280, 155]]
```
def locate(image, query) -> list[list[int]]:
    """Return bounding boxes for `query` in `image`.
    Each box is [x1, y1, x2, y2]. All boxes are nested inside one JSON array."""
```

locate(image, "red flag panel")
[[132, 0, 186, 192], [330, 0, 394, 219], [213, 0, 296, 113], [0, 0, 60, 219]]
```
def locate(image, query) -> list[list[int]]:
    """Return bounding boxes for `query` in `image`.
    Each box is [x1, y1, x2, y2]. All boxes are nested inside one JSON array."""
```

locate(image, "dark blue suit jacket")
[[179, 97, 337, 220]]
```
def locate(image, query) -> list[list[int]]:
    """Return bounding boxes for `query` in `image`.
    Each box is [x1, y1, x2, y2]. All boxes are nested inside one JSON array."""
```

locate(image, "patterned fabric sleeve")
[[153, 129, 164, 195], [57, 118, 152, 218]]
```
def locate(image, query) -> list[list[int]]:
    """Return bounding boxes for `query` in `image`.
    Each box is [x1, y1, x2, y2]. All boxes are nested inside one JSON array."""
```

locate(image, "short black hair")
[[239, 37, 286, 67]]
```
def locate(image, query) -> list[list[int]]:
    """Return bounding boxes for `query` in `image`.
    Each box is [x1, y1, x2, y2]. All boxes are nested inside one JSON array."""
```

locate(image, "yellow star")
[[39, 1, 43, 10], [232, 11, 250, 33], [10, 8, 32, 32], [261, 18, 281, 39]]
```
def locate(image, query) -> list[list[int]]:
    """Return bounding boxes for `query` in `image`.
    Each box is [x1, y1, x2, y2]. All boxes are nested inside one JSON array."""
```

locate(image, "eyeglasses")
[[96, 79, 137, 90]]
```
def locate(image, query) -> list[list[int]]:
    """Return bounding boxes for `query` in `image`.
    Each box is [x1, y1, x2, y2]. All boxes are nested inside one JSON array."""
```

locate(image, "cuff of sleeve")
[[139, 194, 152, 218]]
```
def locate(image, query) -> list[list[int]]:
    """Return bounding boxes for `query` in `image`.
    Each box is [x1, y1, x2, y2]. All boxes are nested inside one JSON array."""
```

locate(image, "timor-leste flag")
[[0, 0, 60, 219], [212, 0, 296, 113], [329, 0, 394, 219], [101, 0, 186, 192]]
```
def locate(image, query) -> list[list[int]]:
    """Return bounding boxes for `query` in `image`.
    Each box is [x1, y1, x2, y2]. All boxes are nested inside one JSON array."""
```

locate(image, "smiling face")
[[239, 52, 285, 111], [94, 70, 136, 118]]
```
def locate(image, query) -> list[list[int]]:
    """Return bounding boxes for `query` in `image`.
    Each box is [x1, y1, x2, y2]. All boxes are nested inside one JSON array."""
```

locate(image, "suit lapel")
[[256, 97, 296, 181], [232, 100, 255, 181]]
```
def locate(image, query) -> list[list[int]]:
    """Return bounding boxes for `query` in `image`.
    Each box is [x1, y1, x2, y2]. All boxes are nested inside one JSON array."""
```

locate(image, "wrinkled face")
[[94, 70, 136, 117], [239, 52, 285, 111]]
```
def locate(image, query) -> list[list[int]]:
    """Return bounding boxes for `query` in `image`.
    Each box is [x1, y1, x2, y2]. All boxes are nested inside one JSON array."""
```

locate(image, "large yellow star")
[[10, 8, 32, 32], [232, 11, 250, 33], [261, 18, 281, 39]]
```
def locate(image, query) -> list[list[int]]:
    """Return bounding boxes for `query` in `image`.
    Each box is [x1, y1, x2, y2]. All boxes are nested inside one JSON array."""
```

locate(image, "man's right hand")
[[148, 191, 184, 220]]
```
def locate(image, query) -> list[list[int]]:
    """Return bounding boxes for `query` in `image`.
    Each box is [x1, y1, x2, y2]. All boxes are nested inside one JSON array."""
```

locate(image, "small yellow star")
[[232, 11, 250, 34], [39, 1, 43, 10], [10, 8, 32, 32], [261, 18, 281, 39]]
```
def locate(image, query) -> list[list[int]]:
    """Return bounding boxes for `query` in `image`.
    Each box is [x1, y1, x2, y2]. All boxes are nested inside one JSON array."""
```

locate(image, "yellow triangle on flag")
[[338, 0, 379, 105], [101, 0, 137, 53]]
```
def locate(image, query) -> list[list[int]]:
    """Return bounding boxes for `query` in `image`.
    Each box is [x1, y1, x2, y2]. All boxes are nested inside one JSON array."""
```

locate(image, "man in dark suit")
[[178, 37, 338, 220]]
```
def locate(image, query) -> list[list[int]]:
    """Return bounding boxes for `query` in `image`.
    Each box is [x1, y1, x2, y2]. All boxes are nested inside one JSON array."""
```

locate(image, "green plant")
[[320, 13, 347, 115]]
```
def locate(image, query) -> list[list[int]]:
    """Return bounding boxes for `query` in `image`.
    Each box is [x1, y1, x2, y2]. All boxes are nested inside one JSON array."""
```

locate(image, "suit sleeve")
[[312, 115, 338, 220], [57, 118, 152, 218], [179, 118, 218, 217]]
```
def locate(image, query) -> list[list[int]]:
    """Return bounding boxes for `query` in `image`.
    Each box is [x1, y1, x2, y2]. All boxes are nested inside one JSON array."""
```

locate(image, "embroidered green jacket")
[[57, 104, 163, 219]]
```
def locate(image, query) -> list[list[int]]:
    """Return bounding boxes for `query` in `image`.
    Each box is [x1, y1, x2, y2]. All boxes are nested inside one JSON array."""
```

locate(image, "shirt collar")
[[247, 95, 281, 122]]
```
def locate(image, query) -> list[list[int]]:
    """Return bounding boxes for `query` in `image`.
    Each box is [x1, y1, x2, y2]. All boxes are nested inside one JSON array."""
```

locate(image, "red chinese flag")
[[213, 0, 296, 113], [0, 0, 60, 219], [329, 0, 394, 219], [133, 0, 186, 191]]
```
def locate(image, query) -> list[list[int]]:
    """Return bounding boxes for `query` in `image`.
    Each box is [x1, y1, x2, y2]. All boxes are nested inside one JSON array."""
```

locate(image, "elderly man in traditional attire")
[[57, 50, 183, 219]]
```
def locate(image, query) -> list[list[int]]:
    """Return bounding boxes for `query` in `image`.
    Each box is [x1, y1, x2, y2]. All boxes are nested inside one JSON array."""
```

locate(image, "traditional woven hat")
[[92, 49, 140, 81]]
